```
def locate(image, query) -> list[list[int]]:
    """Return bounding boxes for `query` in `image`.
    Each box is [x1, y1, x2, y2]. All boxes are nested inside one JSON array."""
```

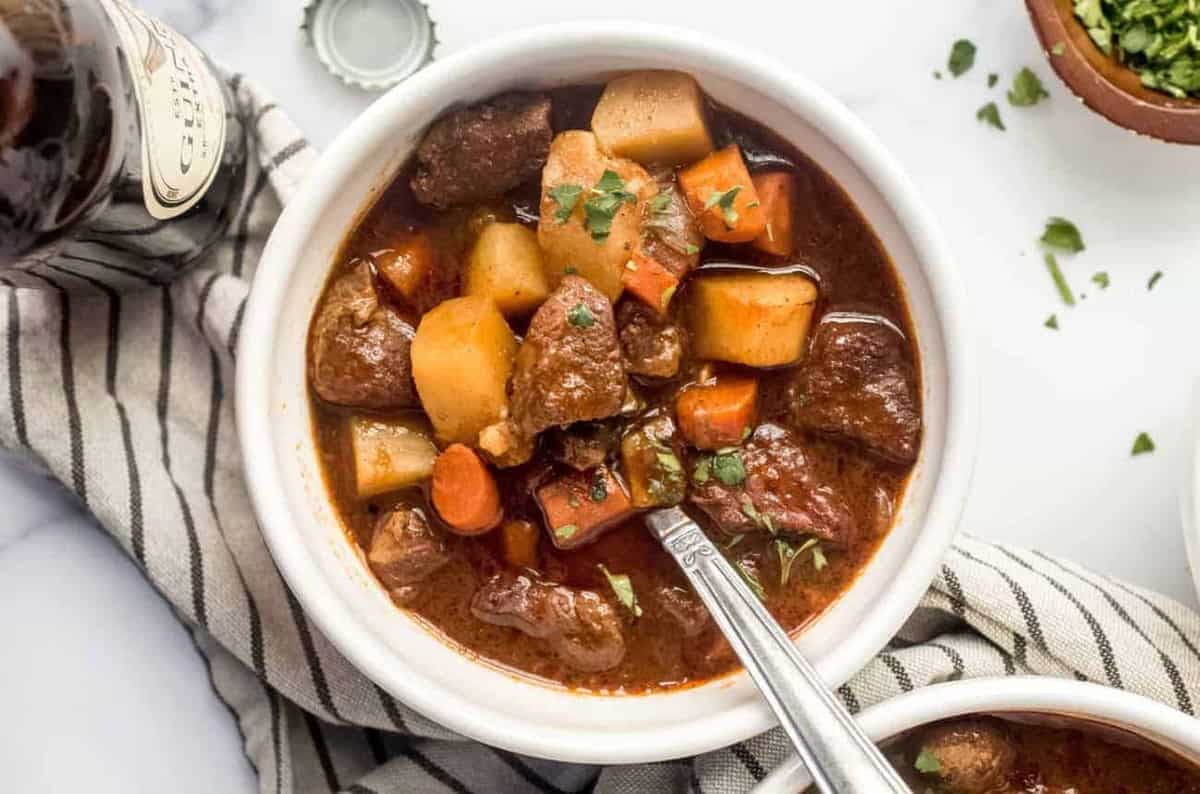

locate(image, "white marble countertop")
[[4, 0, 1200, 791]]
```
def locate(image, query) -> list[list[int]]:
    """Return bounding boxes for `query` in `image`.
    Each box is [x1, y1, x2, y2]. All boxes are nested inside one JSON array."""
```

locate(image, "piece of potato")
[[464, 223, 550, 317], [412, 296, 517, 444], [591, 71, 714, 167], [350, 414, 438, 498], [685, 272, 818, 367], [538, 131, 654, 302]]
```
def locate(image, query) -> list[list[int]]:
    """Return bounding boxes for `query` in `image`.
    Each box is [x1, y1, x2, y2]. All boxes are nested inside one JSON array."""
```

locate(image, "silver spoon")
[[646, 507, 911, 794]]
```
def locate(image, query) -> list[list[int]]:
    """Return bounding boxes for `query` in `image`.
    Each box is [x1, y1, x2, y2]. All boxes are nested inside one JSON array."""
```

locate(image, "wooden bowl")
[[1025, 0, 1200, 143]]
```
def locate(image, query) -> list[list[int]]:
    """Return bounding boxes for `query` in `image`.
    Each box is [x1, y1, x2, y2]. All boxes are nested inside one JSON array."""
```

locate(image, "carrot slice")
[[500, 519, 540, 569], [677, 145, 766, 243], [675, 376, 759, 450], [374, 230, 436, 302], [431, 443, 502, 535], [536, 466, 635, 550], [750, 172, 795, 257], [621, 249, 680, 317]]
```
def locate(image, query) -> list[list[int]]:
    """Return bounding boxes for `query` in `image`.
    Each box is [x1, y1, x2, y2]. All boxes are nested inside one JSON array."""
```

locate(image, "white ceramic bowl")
[[1183, 382, 1200, 602], [753, 677, 1200, 792], [236, 22, 978, 763]]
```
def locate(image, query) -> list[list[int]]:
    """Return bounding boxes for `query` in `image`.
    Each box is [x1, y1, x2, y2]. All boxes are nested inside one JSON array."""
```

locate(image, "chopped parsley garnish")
[[948, 39, 977, 77], [655, 450, 683, 473], [976, 102, 1005, 130], [733, 560, 767, 601], [1008, 67, 1049, 106], [1044, 253, 1075, 306], [1041, 217, 1085, 253], [1132, 432, 1155, 456], [712, 450, 747, 486], [583, 169, 637, 242], [914, 748, 942, 774], [564, 265, 578, 275], [589, 470, 608, 502], [555, 524, 579, 540], [548, 183, 583, 224], [1091, 272, 1110, 289], [812, 544, 828, 571], [1148, 270, 1163, 290], [567, 302, 595, 328], [988, 72, 999, 88], [648, 193, 672, 213], [568, 493, 581, 508], [1045, 314, 1059, 330], [692, 457, 712, 484], [598, 564, 642, 617], [1052, 41, 1066, 56], [724, 533, 746, 549], [933, 70, 943, 80], [1075, 0, 1200, 98], [705, 186, 743, 229], [685, 243, 700, 255]]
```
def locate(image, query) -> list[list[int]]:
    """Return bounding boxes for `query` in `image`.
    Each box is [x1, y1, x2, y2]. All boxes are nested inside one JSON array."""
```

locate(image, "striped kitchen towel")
[[1, 76, 1199, 794]]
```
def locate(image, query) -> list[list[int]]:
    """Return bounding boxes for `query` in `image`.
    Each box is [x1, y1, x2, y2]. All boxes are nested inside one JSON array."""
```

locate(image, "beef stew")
[[307, 71, 922, 692]]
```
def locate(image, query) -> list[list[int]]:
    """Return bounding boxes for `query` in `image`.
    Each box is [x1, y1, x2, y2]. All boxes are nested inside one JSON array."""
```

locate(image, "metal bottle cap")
[[303, 0, 436, 91]]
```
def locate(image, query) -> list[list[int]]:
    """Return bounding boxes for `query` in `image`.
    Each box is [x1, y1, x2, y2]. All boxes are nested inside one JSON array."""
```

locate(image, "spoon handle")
[[645, 507, 911, 794]]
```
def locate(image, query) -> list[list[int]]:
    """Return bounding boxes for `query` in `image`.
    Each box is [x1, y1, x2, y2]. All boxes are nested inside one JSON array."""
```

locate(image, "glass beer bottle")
[[0, 0, 248, 290]]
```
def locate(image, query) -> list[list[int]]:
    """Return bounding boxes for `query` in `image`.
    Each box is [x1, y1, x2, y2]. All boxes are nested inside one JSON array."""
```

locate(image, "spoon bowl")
[[1025, 0, 1200, 143]]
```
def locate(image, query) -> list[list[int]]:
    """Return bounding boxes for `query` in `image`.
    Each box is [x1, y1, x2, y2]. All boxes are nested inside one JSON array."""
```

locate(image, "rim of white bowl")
[[236, 21, 980, 763], [752, 677, 1200, 793], [1184, 382, 1200, 602]]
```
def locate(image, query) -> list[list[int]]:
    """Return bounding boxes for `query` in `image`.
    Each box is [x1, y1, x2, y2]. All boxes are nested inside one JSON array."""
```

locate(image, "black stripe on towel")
[[0, 278, 29, 448], [60, 252, 156, 284], [156, 286, 208, 628], [729, 742, 766, 782], [994, 546, 1122, 688], [18, 272, 86, 503], [398, 739, 475, 794], [489, 747, 568, 794], [45, 265, 145, 564], [879, 652, 915, 691], [281, 583, 345, 722], [953, 546, 1048, 653], [940, 563, 967, 618], [1103, 575, 1200, 665], [374, 684, 409, 732], [1034, 551, 1192, 713], [268, 689, 284, 794], [928, 642, 966, 680], [231, 172, 269, 279], [345, 785, 380, 794], [303, 710, 341, 792], [836, 682, 861, 713]]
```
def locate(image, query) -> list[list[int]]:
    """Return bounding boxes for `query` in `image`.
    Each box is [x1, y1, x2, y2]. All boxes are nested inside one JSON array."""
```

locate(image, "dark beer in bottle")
[[0, 0, 248, 290]]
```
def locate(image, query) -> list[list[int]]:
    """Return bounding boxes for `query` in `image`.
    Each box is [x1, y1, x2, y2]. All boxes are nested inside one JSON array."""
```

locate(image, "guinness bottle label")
[[98, 0, 227, 219]]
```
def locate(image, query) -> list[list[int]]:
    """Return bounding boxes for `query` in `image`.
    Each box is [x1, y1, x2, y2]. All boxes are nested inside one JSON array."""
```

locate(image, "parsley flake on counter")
[[914, 748, 943, 774], [1044, 253, 1076, 306], [1131, 432, 1155, 456], [977, 102, 1005, 130], [598, 564, 643, 617], [567, 302, 595, 328], [1040, 217, 1085, 252], [1091, 272, 1110, 289], [548, 183, 582, 223], [1008, 68, 1050, 106], [1045, 314, 1059, 330], [1148, 271, 1163, 290], [988, 72, 999, 88], [948, 39, 977, 77], [934, 70, 943, 80]]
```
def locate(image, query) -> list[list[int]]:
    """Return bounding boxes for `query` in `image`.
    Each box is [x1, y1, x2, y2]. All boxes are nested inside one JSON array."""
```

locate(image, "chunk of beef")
[[639, 169, 703, 278], [549, 422, 621, 471], [689, 424, 855, 544], [616, 298, 684, 378], [310, 261, 418, 409], [914, 719, 1017, 794], [788, 315, 921, 464], [656, 585, 709, 638], [470, 573, 626, 672], [509, 276, 628, 437], [366, 506, 450, 599], [411, 93, 553, 209]]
